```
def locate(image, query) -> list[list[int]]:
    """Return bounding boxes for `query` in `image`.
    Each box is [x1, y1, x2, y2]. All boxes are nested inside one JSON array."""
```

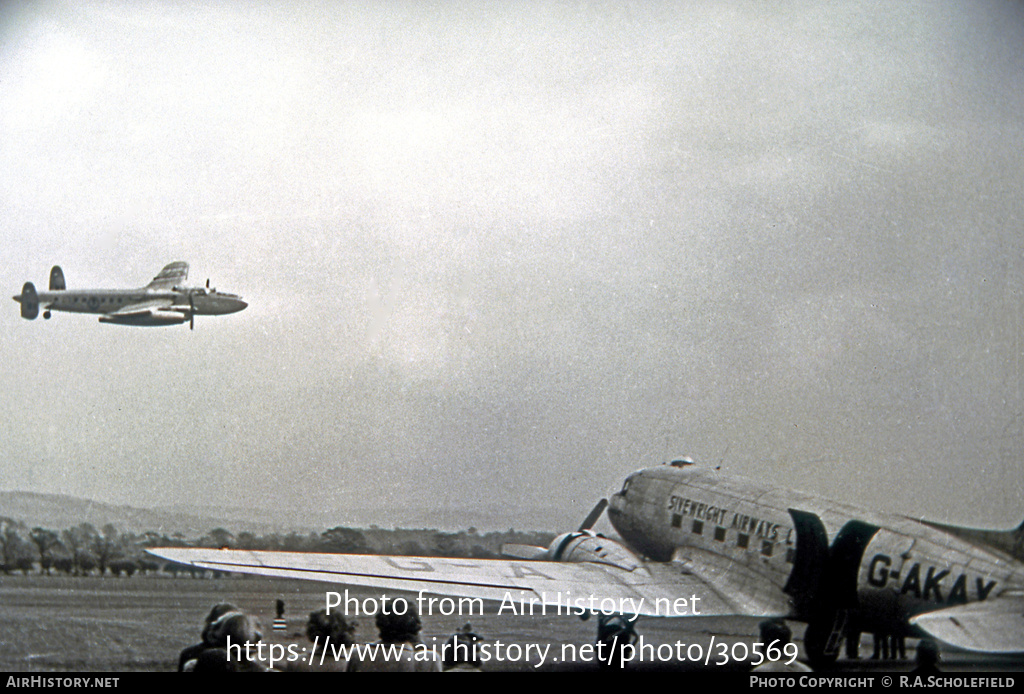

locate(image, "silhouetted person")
[[184, 610, 266, 672], [273, 608, 356, 671], [307, 608, 356, 671], [346, 599, 440, 672], [751, 619, 811, 672], [178, 602, 239, 671], [871, 631, 891, 660], [307, 608, 356, 646], [844, 624, 861, 660], [893, 633, 907, 660], [443, 623, 484, 672], [911, 638, 941, 675]]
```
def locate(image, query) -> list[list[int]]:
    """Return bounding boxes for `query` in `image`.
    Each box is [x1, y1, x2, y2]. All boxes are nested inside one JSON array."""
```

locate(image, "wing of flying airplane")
[[97, 297, 190, 326], [146, 261, 189, 290]]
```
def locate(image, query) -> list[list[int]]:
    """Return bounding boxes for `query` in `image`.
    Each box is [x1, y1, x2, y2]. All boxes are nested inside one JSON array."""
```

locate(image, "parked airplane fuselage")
[[608, 463, 1020, 640]]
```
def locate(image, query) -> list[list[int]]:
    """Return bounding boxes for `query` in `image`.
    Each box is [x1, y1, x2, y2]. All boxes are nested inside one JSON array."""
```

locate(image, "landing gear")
[[43, 310, 51, 319], [594, 613, 639, 669], [804, 617, 841, 669]]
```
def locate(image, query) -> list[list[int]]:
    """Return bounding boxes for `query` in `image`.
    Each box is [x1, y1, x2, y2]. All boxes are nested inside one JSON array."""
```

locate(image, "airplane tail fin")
[[18, 282, 39, 319], [49, 266, 65, 291], [923, 517, 1024, 562]]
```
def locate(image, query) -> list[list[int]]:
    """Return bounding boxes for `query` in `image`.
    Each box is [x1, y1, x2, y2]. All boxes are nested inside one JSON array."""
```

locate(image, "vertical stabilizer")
[[923, 518, 1024, 562], [49, 266, 66, 291], [18, 282, 39, 319]]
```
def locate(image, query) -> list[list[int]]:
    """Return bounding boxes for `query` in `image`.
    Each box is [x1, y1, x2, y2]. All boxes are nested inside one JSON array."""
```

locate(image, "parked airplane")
[[12, 262, 246, 329], [148, 459, 1024, 664]]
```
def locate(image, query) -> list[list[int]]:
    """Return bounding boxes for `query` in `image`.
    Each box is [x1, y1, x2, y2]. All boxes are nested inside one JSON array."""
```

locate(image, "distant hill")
[[0, 490, 563, 536], [187, 503, 567, 534], [0, 490, 307, 536]]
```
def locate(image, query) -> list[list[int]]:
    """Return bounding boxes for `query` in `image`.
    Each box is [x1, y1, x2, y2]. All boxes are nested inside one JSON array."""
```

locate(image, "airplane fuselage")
[[19, 287, 247, 317], [607, 462, 1023, 638], [13, 262, 246, 328], [145, 459, 1024, 662]]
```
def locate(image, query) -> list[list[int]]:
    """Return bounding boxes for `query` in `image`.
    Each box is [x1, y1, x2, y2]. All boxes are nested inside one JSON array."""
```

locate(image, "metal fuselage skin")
[[14, 286, 247, 320], [607, 463, 1022, 635]]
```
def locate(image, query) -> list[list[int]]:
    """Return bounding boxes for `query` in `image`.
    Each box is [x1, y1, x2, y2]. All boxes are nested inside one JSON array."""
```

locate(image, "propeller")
[[189, 293, 195, 331], [500, 498, 609, 560], [577, 498, 608, 532]]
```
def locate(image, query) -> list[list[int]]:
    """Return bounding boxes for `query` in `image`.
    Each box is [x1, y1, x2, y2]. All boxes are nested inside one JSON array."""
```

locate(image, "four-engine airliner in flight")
[[12, 262, 246, 329], [148, 459, 1024, 665]]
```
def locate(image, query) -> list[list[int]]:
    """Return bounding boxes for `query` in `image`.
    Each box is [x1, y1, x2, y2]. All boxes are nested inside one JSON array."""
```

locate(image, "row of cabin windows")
[[63, 296, 141, 304], [671, 513, 795, 563]]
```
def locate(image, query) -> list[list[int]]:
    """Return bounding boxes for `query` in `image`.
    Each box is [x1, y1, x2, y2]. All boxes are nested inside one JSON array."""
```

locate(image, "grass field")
[[0, 573, 766, 672]]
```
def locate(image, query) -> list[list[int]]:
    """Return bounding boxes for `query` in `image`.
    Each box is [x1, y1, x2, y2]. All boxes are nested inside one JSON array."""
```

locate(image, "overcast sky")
[[1, 1, 1022, 532]]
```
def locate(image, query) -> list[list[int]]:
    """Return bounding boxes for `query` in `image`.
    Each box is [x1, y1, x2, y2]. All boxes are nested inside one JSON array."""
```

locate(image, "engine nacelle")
[[98, 312, 188, 326], [546, 531, 643, 571]]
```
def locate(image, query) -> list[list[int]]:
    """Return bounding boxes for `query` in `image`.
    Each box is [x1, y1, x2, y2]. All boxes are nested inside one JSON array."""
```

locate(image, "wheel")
[[804, 620, 839, 669], [595, 614, 639, 669]]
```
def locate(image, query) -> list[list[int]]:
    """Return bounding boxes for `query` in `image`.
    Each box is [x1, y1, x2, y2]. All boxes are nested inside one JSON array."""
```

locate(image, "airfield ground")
[[0, 574, 1021, 673]]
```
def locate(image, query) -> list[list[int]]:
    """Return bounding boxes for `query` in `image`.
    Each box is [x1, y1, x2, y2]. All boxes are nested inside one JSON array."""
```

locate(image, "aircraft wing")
[[910, 594, 1024, 653], [146, 261, 189, 289], [104, 298, 175, 317], [147, 547, 781, 618]]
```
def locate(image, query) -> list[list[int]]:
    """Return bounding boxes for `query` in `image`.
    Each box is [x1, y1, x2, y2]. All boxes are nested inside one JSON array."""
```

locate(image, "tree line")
[[0, 516, 555, 577]]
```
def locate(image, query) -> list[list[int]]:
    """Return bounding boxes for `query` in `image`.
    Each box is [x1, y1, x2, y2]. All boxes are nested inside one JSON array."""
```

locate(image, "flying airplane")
[[12, 262, 246, 329], [148, 459, 1024, 665]]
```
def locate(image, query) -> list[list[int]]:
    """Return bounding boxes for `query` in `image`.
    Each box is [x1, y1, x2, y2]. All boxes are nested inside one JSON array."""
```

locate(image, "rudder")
[[49, 266, 66, 291], [19, 282, 39, 320]]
